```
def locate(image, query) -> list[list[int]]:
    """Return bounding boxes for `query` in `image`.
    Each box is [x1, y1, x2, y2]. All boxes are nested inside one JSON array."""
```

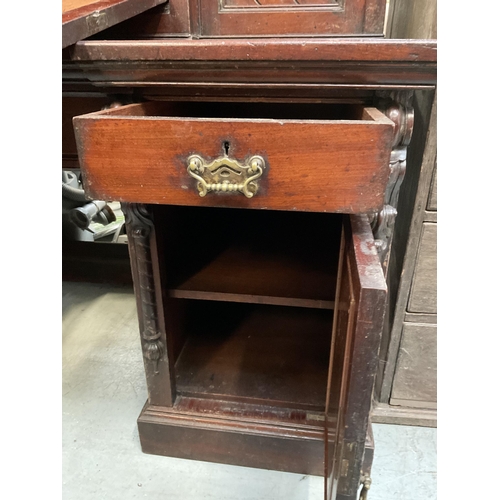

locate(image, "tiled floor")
[[62, 282, 436, 500]]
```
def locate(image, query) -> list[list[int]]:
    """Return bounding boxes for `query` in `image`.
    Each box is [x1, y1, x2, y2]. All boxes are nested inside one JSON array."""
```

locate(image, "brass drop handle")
[[187, 154, 265, 198], [360, 476, 371, 500]]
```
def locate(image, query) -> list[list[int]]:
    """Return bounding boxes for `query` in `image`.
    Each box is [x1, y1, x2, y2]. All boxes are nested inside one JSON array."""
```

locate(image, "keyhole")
[[223, 141, 230, 156]]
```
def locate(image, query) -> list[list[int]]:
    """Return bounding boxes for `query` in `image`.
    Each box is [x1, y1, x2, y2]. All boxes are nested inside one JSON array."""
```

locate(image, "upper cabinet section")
[[198, 0, 386, 37], [71, 0, 387, 41]]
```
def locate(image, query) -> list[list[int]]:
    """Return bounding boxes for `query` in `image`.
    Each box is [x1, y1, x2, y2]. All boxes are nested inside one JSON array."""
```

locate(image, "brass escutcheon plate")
[[187, 154, 265, 198]]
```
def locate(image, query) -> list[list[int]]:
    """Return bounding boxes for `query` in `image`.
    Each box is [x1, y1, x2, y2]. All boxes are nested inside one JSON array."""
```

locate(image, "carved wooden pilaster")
[[122, 203, 164, 374], [372, 92, 415, 275]]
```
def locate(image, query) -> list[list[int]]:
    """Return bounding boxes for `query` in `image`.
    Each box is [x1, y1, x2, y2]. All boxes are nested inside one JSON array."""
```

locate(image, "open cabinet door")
[[325, 214, 386, 500]]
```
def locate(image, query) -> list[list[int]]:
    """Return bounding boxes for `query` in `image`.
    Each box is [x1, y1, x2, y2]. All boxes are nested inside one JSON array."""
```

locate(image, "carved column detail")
[[372, 92, 415, 275], [122, 203, 164, 374]]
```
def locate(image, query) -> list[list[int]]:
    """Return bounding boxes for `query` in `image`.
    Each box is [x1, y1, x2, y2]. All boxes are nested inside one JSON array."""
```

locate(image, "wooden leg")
[[122, 203, 175, 407]]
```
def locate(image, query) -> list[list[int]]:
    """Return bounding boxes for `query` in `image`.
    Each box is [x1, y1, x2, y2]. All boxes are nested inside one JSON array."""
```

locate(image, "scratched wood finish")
[[65, 0, 386, 38], [73, 101, 394, 213], [65, 39, 437, 91], [62, 0, 166, 48], [138, 399, 326, 475], [69, 38, 437, 63], [198, 0, 385, 37], [89, 2, 191, 38]]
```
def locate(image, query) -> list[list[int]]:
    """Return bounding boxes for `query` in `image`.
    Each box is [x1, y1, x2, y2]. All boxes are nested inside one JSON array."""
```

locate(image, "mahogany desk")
[[63, 16, 437, 498]]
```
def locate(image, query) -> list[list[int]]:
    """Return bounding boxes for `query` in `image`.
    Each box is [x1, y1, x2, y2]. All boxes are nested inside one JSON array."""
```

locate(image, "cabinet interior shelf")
[[154, 206, 343, 412], [173, 300, 333, 411], [157, 206, 341, 310]]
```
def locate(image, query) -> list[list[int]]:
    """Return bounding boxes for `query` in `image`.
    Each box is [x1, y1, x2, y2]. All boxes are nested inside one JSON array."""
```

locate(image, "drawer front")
[[390, 322, 437, 408], [427, 163, 437, 211], [407, 222, 437, 313], [74, 103, 394, 213]]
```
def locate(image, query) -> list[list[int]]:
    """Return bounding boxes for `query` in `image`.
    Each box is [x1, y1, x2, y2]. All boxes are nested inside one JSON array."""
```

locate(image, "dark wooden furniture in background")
[[373, 92, 437, 425], [63, 1, 437, 497], [372, 0, 437, 427]]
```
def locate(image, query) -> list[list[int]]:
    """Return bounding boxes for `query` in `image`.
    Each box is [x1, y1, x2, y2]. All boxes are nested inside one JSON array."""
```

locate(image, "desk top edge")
[[67, 38, 437, 63]]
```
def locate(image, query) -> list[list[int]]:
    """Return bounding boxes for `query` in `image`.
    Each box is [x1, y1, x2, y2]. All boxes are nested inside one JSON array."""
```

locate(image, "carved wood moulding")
[[122, 203, 164, 373], [372, 91, 415, 274]]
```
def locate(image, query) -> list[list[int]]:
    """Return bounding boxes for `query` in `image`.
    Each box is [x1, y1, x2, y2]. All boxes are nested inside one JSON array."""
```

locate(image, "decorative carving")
[[371, 92, 415, 274], [386, 147, 407, 209], [122, 203, 164, 374], [371, 205, 397, 255], [187, 154, 265, 198]]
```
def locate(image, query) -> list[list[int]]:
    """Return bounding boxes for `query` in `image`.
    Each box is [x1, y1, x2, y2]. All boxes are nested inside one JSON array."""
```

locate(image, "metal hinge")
[[338, 441, 358, 496]]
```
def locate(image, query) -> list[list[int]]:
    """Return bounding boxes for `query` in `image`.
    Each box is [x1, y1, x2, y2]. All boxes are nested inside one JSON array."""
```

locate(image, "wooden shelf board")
[[168, 289, 334, 309], [168, 242, 337, 309], [161, 207, 340, 310], [175, 302, 333, 410]]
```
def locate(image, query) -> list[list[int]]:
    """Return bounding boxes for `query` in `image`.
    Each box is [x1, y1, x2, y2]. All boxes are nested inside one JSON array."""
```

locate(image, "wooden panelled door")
[[325, 215, 386, 500], [198, 0, 386, 37]]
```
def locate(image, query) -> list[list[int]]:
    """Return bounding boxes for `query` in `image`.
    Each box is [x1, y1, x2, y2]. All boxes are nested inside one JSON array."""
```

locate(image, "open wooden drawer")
[[73, 101, 394, 213], [120, 203, 386, 500]]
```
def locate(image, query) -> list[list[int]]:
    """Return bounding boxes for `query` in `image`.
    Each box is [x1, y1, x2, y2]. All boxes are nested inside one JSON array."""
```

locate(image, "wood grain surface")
[[198, 0, 385, 37], [64, 39, 437, 91], [326, 214, 386, 499], [62, 0, 166, 48], [70, 38, 437, 62], [63, 0, 101, 13], [74, 102, 394, 213], [88, 2, 191, 39]]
